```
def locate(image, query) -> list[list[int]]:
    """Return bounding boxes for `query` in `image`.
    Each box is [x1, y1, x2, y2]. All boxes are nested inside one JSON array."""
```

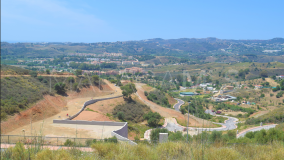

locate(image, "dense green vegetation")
[[246, 107, 284, 125], [0, 65, 104, 120], [143, 111, 163, 127], [69, 62, 117, 70], [2, 139, 284, 160], [0, 76, 53, 120], [112, 100, 150, 123], [1, 64, 30, 75], [146, 90, 171, 108], [215, 103, 255, 116], [120, 83, 137, 99], [180, 97, 212, 119]]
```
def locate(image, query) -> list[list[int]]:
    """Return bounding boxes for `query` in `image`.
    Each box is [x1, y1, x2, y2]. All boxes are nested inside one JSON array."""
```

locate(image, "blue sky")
[[2, 0, 284, 42]]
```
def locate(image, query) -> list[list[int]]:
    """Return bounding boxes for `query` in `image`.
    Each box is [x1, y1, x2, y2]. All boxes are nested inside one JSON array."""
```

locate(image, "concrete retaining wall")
[[54, 94, 137, 145], [67, 95, 122, 120], [53, 120, 126, 126], [53, 119, 136, 145]]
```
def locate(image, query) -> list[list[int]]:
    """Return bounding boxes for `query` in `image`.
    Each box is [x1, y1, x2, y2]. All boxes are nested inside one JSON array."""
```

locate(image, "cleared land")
[[1, 80, 122, 139]]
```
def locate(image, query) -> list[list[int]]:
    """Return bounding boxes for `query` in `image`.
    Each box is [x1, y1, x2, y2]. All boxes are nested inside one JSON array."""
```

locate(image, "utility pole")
[[187, 101, 191, 143]]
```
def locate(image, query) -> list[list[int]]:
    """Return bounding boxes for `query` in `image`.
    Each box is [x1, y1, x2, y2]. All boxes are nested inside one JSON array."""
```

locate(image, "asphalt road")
[[173, 98, 184, 112], [237, 124, 277, 138], [164, 99, 239, 132], [165, 121, 184, 132]]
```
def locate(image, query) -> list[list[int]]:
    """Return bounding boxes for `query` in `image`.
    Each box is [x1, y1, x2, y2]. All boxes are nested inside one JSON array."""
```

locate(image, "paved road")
[[164, 118, 184, 132], [193, 115, 238, 132], [237, 124, 277, 138], [173, 98, 184, 112]]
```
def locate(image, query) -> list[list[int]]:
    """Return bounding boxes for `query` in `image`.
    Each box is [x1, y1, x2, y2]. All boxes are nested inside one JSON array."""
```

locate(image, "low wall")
[[53, 120, 126, 126], [54, 94, 136, 145], [53, 119, 136, 145]]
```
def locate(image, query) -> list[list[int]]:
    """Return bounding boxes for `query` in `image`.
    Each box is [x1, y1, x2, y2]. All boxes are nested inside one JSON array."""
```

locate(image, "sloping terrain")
[[135, 83, 215, 127]]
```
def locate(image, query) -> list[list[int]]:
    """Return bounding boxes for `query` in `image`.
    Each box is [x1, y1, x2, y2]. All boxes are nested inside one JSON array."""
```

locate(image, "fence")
[[0, 135, 136, 147]]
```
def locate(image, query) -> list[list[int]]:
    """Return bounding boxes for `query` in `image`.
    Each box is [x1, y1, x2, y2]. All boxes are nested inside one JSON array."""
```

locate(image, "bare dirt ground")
[[73, 111, 113, 121], [135, 83, 214, 127], [265, 78, 279, 87], [142, 85, 156, 92], [166, 94, 177, 106], [1, 80, 122, 139]]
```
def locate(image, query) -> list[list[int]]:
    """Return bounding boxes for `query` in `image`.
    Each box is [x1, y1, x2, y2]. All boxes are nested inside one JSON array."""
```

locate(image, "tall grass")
[[2, 141, 283, 160]]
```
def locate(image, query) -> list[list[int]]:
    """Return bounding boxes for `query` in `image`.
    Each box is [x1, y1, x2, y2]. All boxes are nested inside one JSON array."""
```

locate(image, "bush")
[[144, 111, 162, 127], [64, 139, 74, 146], [113, 100, 150, 123], [54, 82, 66, 94], [117, 111, 125, 120], [38, 76, 43, 82], [147, 90, 171, 108], [85, 139, 97, 146], [29, 71, 38, 77], [144, 91, 148, 96], [104, 136, 118, 143], [210, 131, 222, 142]]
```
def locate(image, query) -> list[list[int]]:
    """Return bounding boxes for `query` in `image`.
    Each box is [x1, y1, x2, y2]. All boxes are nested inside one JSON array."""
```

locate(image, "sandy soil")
[[135, 83, 214, 127], [84, 97, 125, 115], [73, 111, 113, 121], [265, 78, 279, 87]]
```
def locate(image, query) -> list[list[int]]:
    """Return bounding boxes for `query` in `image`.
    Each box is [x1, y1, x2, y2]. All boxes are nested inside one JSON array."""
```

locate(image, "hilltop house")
[[276, 75, 284, 79]]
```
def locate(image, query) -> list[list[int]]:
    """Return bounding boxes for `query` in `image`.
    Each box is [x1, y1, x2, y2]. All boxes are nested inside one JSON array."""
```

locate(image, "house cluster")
[[122, 61, 140, 65], [103, 53, 123, 57], [212, 95, 237, 102], [82, 70, 119, 75], [199, 83, 214, 91], [119, 67, 144, 75]]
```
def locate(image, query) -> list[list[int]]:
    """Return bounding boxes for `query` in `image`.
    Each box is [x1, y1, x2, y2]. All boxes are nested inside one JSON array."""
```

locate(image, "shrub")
[[29, 71, 38, 77], [117, 111, 125, 120], [64, 139, 74, 146], [85, 139, 97, 147], [54, 82, 66, 94], [144, 91, 148, 96], [38, 76, 43, 82], [104, 136, 118, 143], [113, 100, 150, 123], [209, 131, 222, 142], [144, 111, 162, 127]]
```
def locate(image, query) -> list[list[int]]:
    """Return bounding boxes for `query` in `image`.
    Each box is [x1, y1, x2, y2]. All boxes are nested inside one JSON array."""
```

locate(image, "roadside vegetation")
[[180, 97, 212, 119], [112, 100, 150, 123], [245, 106, 284, 125], [2, 128, 284, 160], [145, 90, 171, 108]]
